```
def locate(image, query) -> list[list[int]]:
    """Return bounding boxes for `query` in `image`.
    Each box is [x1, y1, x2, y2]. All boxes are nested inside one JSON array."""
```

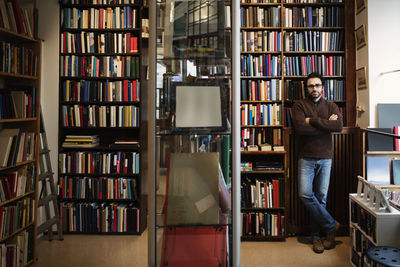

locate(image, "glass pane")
[[155, 0, 232, 266]]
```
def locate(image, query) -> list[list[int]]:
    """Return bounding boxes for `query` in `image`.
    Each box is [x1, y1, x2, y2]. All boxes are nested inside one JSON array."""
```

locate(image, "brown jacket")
[[292, 97, 343, 158]]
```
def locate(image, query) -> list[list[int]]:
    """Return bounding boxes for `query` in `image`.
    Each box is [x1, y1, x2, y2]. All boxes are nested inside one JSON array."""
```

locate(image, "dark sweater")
[[292, 97, 343, 159]]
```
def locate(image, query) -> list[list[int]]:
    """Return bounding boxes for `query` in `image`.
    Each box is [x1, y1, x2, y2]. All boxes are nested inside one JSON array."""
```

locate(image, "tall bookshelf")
[[236, 0, 354, 240], [0, 1, 41, 263], [58, 0, 146, 235]]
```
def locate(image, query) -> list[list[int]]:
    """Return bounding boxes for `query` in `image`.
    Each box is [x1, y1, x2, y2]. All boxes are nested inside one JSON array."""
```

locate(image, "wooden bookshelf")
[[58, 0, 146, 235], [0, 1, 41, 263], [237, 0, 355, 240]]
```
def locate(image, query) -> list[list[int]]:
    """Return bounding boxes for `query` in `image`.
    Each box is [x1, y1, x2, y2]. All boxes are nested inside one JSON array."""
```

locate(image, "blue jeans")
[[298, 158, 335, 237]]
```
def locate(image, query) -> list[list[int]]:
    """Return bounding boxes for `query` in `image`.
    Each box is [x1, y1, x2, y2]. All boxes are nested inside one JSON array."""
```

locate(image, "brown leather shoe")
[[313, 237, 324, 253], [323, 221, 340, 250]]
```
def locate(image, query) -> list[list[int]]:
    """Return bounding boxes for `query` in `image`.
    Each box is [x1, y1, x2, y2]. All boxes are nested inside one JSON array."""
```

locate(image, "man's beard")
[[309, 91, 321, 102]]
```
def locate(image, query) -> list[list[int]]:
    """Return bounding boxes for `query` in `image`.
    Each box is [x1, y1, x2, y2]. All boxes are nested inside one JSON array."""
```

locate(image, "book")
[[260, 143, 272, 151], [366, 156, 390, 185], [273, 145, 284, 151], [393, 158, 400, 185], [394, 126, 400, 151], [0, 128, 20, 167], [367, 128, 393, 151]]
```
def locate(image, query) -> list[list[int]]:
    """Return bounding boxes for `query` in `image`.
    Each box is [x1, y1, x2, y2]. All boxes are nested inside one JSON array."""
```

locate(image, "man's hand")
[[305, 118, 310, 124], [329, 114, 338, 121]]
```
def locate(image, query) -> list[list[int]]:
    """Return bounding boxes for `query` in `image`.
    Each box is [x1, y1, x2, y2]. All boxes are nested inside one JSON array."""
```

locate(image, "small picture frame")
[[356, 67, 368, 89], [356, 0, 367, 14], [355, 25, 367, 50]]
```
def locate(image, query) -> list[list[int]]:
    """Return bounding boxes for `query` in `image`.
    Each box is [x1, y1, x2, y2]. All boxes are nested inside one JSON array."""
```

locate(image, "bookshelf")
[[349, 177, 400, 267], [0, 0, 41, 263], [233, 0, 356, 238], [58, 0, 146, 235]]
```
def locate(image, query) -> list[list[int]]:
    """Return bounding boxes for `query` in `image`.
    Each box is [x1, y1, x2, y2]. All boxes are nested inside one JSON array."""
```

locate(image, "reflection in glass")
[[155, 0, 232, 266]]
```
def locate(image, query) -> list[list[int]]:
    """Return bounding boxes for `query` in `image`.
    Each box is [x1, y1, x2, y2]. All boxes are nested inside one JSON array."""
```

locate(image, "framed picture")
[[356, 0, 367, 14], [355, 25, 367, 50], [356, 67, 368, 89], [171, 81, 228, 133]]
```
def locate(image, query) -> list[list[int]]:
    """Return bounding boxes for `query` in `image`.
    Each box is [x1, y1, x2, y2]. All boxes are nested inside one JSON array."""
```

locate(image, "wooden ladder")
[[37, 111, 63, 241]]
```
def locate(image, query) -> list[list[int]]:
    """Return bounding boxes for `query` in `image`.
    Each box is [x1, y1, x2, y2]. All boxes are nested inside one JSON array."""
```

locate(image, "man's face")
[[306, 77, 323, 102]]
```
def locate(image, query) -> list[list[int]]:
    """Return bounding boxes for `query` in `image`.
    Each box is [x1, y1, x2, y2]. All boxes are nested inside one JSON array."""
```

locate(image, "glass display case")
[[148, 0, 240, 266]]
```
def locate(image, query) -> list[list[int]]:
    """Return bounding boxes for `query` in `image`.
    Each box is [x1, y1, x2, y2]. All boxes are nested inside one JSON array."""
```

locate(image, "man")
[[292, 72, 343, 253]]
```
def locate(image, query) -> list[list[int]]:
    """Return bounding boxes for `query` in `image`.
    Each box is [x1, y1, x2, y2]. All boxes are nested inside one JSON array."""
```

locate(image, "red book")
[[123, 80, 128, 101], [272, 179, 280, 208], [132, 80, 137, 101], [125, 32, 131, 53], [329, 56, 333, 76], [394, 126, 400, 151], [11, 0, 26, 34], [132, 37, 138, 53], [63, 32, 67, 53], [264, 183, 268, 208]]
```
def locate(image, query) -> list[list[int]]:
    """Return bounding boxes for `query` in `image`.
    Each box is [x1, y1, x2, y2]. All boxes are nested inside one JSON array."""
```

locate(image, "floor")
[[32, 230, 351, 267]]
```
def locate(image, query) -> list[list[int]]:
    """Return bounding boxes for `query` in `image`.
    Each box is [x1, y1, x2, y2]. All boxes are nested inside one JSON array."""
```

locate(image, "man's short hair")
[[306, 72, 324, 85]]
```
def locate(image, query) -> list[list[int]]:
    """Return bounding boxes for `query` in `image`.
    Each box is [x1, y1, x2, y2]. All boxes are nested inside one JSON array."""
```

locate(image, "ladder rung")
[[40, 149, 51, 154], [39, 195, 58, 206], [39, 171, 55, 180], [38, 218, 59, 234]]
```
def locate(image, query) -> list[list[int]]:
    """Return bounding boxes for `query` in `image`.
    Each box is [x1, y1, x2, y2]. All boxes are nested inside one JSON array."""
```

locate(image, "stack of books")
[[62, 135, 99, 148]]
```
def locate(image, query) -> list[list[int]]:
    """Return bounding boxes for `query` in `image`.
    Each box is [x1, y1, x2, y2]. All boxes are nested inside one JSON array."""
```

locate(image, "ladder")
[[37, 111, 63, 241]]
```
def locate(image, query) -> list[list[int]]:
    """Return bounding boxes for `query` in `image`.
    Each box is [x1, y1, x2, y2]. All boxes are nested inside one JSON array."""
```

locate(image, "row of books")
[[61, 104, 140, 127], [60, 0, 140, 4], [61, 6, 138, 29], [0, 0, 36, 37], [241, 127, 282, 148], [241, 103, 282, 126], [350, 200, 376, 242], [59, 151, 140, 174], [284, 55, 345, 76], [0, 87, 36, 119], [241, 178, 283, 208], [0, 129, 35, 168], [61, 31, 139, 54], [241, 54, 281, 77], [60, 55, 140, 78], [284, 30, 344, 52], [0, 165, 34, 202], [241, 212, 284, 237], [62, 79, 140, 103], [241, 31, 281, 52], [0, 227, 34, 267], [60, 202, 140, 233], [0, 41, 38, 76], [58, 176, 138, 200], [241, 79, 282, 101], [0, 198, 33, 239], [284, 79, 345, 101], [283, 6, 343, 27], [240, 6, 281, 28]]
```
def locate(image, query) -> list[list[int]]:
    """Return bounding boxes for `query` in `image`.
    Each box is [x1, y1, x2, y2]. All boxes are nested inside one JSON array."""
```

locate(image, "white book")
[[115, 7, 120, 28]]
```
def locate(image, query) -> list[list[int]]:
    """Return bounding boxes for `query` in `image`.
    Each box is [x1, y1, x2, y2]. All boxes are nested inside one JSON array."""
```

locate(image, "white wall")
[[367, 0, 400, 127], [37, 0, 59, 181], [355, 2, 369, 128]]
